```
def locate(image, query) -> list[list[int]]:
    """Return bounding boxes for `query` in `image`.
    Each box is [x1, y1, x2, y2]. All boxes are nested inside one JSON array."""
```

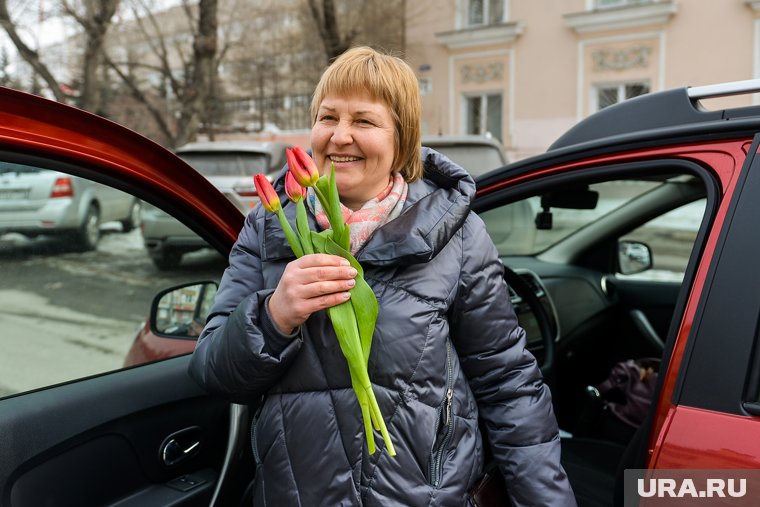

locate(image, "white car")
[[0, 161, 141, 250]]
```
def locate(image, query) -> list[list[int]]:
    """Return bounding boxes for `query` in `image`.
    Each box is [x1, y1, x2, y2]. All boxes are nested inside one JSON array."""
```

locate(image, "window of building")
[[466, 0, 505, 26], [418, 77, 432, 96], [594, 81, 650, 111], [464, 93, 502, 141], [594, 0, 652, 8]]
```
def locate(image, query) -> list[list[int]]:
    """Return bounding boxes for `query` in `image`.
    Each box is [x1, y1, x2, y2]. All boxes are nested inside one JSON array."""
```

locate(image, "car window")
[[0, 162, 225, 399], [618, 198, 706, 281], [481, 179, 661, 256], [178, 151, 271, 176]]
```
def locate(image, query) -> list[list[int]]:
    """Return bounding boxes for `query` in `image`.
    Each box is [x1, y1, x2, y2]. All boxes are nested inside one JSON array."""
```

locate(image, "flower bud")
[[286, 147, 319, 187], [253, 173, 280, 212], [285, 171, 306, 203]]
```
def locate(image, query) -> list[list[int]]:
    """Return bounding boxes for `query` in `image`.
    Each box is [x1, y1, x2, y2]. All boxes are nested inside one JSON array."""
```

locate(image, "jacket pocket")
[[427, 339, 455, 487]]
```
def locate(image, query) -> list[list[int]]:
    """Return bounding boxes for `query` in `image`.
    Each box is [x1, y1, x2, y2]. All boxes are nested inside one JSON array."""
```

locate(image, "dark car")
[[5, 78, 760, 506]]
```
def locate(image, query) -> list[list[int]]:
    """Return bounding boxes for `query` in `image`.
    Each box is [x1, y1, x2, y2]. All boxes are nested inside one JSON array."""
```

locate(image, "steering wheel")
[[502, 266, 556, 380]]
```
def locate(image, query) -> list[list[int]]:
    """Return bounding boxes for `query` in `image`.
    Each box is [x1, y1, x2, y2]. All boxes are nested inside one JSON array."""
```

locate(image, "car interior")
[[474, 161, 715, 506]]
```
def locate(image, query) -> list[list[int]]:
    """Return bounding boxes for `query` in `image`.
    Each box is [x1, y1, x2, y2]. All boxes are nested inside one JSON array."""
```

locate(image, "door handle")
[[161, 426, 202, 466]]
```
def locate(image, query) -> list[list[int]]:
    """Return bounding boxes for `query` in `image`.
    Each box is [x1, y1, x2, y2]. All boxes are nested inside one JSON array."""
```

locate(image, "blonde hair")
[[310, 46, 423, 182]]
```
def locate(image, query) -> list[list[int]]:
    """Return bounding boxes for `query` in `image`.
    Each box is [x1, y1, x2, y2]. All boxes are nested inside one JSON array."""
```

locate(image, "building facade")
[[406, 0, 760, 161]]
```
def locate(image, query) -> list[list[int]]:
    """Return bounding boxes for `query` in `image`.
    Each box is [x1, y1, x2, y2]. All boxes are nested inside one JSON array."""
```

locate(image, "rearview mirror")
[[535, 187, 599, 230], [150, 281, 218, 338]]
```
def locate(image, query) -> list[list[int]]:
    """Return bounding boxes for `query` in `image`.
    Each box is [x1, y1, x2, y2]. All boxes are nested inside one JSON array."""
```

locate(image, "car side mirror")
[[150, 281, 218, 339], [618, 240, 653, 275]]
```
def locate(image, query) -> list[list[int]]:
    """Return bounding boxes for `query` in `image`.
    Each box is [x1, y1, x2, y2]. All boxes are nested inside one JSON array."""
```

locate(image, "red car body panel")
[[123, 320, 198, 368]]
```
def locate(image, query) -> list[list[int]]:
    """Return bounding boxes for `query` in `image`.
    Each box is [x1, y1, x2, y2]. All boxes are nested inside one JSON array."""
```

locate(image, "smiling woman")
[[188, 46, 575, 507]]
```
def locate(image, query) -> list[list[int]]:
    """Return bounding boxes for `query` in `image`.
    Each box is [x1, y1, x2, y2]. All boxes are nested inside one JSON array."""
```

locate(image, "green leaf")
[[295, 200, 313, 255], [314, 167, 349, 251], [324, 238, 378, 366]]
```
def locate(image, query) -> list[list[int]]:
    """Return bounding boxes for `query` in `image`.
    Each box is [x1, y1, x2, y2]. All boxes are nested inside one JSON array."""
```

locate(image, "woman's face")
[[311, 93, 396, 211]]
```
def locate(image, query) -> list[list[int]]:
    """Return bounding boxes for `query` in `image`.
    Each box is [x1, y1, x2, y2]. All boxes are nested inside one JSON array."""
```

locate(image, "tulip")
[[285, 171, 306, 203], [253, 173, 303, 257], [253, 174, 280, 213], [286, 147, 319, 188]]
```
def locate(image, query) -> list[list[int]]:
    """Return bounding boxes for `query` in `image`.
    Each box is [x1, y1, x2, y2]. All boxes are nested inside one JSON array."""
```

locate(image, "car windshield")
[[178, 151, 271, 177], [431, 145, 505, 177], [481, 179, 696, 256]]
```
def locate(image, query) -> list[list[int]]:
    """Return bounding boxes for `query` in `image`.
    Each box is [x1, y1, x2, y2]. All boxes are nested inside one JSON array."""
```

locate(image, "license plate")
[[0, 189, 30, 200]]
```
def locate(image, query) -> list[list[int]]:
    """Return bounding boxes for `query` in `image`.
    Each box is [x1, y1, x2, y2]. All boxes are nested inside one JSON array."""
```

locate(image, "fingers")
[[268, 254, 359, 333]]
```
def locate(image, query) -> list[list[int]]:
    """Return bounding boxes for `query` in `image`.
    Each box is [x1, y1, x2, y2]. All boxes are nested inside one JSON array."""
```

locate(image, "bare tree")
[[104, 0, 220, 147], [306, 0, 357, 63], [61, 0, 120, 112], [0, 0, 66, 101]]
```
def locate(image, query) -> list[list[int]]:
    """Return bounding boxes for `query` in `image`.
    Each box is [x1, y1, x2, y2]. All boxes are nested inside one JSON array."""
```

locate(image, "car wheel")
[[152, 250, 183, 270], [72, 204, 101, 251], [120, 200, 142, 232]]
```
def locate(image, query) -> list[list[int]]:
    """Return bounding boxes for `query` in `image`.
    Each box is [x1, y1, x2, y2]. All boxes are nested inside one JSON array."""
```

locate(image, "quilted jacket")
[[188, 148, 576, 506]]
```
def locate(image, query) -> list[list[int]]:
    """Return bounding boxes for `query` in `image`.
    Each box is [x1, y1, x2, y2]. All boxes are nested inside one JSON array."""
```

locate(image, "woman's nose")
[[330, 121, 353, 145]]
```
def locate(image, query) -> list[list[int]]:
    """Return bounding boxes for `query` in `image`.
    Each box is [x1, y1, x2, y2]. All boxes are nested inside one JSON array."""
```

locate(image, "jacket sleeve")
[[188, 209, 302, 404], [449, 214, 576, 507]]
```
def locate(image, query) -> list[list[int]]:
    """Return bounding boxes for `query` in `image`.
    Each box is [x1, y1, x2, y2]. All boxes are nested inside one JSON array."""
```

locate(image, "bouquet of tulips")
[[253, 147, 395, 457]]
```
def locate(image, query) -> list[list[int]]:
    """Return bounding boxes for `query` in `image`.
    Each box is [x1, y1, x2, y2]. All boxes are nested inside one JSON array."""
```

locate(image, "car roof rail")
[[549, 79, 760, 151]]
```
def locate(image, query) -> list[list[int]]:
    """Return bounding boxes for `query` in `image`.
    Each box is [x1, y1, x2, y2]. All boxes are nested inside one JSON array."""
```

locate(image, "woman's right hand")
[[268, 254, 357, 334]]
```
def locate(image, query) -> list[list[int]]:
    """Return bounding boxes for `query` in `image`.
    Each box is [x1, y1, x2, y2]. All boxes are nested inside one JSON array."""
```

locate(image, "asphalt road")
[[0, 227, 228, 397]]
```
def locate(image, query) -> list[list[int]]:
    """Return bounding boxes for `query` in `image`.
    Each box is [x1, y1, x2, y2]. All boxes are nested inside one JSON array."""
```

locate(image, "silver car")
[[422, 134, 507, 177], [141, 141, 291, 269], [0, 161, 142, 250]]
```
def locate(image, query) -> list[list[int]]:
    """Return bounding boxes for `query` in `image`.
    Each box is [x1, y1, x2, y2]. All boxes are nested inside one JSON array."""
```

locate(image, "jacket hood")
[[262, 147, 475, 266]]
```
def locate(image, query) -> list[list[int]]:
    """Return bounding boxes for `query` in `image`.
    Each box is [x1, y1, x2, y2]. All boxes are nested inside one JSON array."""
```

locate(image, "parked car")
[[6, 79, 760, 506], [141, 140, 291, 269], [422, 134, 507, 177], [0, 162, 141, 250]]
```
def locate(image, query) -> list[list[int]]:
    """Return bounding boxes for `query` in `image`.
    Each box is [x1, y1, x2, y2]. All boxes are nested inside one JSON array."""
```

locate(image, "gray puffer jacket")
[[189, 148, 576, 506]]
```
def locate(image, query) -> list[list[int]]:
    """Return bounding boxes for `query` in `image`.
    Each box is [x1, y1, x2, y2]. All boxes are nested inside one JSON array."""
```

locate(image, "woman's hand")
[[268, 254, 357, 334]]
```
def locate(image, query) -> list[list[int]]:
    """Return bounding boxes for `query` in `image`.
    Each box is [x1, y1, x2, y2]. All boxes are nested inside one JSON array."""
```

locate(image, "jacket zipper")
[[428, 339, 455, 487], [251, 404, 263, 465]]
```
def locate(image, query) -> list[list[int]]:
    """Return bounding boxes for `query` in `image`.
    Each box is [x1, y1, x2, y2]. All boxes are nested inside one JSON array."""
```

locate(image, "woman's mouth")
[[329, 155, 362, 163]]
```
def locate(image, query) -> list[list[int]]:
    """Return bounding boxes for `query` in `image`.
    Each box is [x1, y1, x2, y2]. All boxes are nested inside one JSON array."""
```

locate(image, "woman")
[[189, 46, 575, 506]]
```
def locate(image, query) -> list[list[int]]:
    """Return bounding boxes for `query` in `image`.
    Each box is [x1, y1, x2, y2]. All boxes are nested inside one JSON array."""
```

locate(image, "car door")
[[650, 135, 760, 471], [0, 88, 249, 506]]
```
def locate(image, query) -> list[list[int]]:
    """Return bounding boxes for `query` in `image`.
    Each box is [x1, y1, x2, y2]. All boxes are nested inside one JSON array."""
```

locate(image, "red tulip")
[[286, 147, 319, 187], [285, 171, 306, 203], [253, 173, 280, 212]]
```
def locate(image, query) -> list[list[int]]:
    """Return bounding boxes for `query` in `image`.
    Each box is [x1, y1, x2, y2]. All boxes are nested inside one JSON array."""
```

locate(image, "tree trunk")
[[175, 0, 218, 147]]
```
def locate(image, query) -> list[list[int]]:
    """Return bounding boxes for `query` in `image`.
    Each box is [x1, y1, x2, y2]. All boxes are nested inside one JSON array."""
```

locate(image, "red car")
[[3, 78, 760, 506]]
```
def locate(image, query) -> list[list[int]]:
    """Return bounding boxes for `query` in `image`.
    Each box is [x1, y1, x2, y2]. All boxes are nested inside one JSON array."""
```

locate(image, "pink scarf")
[[307, 173, 408, 254]]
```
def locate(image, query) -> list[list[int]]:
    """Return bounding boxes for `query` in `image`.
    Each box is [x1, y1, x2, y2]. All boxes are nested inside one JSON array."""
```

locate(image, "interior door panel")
[[610, 277, 681, 350], [0, 357, 228, 507]]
